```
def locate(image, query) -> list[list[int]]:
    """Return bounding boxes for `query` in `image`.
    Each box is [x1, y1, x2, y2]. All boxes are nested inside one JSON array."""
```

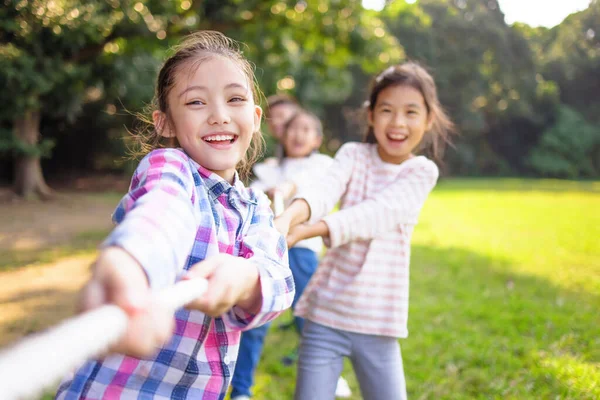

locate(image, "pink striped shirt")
[[294, 142, 438, 337]]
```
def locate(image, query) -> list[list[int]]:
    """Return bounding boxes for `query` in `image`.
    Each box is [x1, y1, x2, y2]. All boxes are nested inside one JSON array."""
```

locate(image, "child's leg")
[[349, 334, 407, 400], [287, 247, 319, 334], [294, 320, 350, 400], [230, 322, 271, 398]]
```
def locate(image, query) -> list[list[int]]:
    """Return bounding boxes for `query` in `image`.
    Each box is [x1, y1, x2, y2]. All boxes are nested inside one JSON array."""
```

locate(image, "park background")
[[0, 0, 598, 399]]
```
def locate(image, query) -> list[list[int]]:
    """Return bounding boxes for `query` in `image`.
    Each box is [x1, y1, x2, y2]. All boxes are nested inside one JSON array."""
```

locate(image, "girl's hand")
[[184, 254, 262, 316], [274, 214, 291, 237], [287, 221, 330, 248], [276, 199, 311, 233], [79, 247, 174, 358]]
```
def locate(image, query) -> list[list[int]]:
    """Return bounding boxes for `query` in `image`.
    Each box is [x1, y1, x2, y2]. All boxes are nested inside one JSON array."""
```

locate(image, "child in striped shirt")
[[55, 31, 294, 400], [276, 62, 455, 400]]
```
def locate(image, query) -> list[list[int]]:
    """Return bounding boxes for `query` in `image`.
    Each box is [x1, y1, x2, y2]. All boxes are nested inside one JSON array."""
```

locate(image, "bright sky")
[[361, 0, 591, 28], [498, 0, 591, 27]]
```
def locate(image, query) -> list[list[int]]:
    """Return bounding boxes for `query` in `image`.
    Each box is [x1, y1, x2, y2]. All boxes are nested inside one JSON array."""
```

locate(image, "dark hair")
[[364, 62, 455, 161], [283, 109, 323, 137], [266, 93, 298, 116], [131, 30, 264, 179]]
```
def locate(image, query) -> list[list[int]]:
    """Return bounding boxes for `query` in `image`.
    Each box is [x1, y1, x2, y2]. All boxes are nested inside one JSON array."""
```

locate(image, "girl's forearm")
[[283, 199, 311, 227], [307, 221, 329, 240], [287, 220, 330, 248]]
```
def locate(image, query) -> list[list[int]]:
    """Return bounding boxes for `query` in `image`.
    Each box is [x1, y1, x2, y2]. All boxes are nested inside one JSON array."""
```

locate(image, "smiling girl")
[[55, 31, 294, 400], [276, 62, 455, 400]]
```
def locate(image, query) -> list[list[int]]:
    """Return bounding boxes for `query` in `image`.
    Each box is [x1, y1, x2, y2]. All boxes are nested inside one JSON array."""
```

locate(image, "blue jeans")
[[230, 247, 318, 398]]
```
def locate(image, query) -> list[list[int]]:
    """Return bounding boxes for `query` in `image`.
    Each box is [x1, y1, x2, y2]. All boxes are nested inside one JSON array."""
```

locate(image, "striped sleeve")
[[323, 158, 439, 248], [296, 143, 357, 224], [223, 190, 294, 331], [102, 148, 197, 289]]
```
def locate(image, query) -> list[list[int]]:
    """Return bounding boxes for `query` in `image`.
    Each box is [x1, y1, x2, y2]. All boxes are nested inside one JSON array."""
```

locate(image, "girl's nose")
[[207, 102, 231, 125], [393, 112, 407, 127]]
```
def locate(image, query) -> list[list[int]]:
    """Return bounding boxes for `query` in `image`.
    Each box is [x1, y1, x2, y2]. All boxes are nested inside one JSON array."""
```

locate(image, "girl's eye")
[[186, 100, 204, 106], [407, 110, 418, 115], [381, 108, 392, 113], [229, 96, 246, 103]]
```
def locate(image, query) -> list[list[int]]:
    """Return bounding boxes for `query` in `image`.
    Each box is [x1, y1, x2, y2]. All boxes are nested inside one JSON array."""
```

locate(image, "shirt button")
[[223, 355, 231, 364]]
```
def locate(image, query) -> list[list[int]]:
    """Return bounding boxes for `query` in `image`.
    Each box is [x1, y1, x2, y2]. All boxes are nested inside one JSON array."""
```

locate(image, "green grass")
[[247, 179, 600, 399], [15, 180, 599, 399]]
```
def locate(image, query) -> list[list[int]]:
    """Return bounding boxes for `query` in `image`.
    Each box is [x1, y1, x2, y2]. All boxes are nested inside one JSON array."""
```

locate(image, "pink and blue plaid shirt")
[[56, 148, 294, 400]]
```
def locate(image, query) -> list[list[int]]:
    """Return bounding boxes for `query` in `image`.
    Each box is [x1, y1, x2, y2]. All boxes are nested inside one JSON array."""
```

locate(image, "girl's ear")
[[254, 105, 263, 132], [367, 109, 374, 126], [153, 110, 174, 138]]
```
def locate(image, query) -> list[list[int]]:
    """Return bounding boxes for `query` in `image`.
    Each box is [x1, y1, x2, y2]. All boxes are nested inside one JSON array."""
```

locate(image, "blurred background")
[[0, 1, 598, 399], [1, 0, 599, 193]]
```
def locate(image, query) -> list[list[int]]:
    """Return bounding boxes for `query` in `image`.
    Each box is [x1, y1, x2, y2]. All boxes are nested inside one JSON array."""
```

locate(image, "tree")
[[1, 0, 400, 196], [528, 106, 600, 178], [379, 0, 559, 174], [0, 0, 181, 198], [538, 0, 600, 124]]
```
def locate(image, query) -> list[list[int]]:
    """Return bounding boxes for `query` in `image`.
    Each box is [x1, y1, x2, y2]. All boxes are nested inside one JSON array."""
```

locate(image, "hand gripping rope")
[[0, 278, 208, 400]]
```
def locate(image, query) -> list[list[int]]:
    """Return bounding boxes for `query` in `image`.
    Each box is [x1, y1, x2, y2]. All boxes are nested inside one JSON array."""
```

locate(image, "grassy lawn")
[[3, 180, 598, 399], [247, 179, 599, 399]]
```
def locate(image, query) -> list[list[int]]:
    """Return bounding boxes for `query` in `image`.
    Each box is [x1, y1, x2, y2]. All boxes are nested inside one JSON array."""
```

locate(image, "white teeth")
[[204, 135, 234, 142], [388, 133, 407, 140]]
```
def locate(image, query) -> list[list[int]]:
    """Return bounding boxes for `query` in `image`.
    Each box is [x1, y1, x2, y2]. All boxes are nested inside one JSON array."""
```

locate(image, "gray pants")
[[294, 320, 407, 400]]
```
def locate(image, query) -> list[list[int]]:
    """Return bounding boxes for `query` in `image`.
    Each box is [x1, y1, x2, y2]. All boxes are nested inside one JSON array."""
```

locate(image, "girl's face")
[[268, 103, 297, 141], [156, 56, 262, 182], [283, 114, 322, 158], [368, 84, 431, 164]]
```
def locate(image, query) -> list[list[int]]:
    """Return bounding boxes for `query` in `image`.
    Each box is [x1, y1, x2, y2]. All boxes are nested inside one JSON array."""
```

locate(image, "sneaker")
[[335, 376, 352, 398], [231, 396, 251, 400]]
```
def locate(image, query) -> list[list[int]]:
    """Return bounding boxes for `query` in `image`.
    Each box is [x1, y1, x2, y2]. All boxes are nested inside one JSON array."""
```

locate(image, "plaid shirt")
[[56, 148, 294, 400]]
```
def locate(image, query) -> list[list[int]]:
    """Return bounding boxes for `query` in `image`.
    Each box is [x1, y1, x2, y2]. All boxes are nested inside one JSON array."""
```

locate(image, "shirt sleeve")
[[250, 162, 283, 192], [295, 143, 357, 224], [289, 154, 334, 197], [323, 158, 439, 248], [102, 149, 198, 289], [222, 190, 294, 331]]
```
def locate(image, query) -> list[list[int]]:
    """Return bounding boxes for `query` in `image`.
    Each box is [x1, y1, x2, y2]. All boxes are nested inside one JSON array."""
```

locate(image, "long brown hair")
[[131, 31, 265, 180], [364, 62, 455, 162]]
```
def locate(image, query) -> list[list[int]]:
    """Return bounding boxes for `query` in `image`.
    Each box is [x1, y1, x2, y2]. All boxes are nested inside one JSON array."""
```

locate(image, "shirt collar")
[[188, 156, 255, 204]]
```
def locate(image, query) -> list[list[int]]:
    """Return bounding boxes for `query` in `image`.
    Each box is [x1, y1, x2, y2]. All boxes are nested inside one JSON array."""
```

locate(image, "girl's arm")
[[276, 143, 356, 232], [103, 148, 198, 289], [76, 149, 198, 356], [321, 158, 439, 248]]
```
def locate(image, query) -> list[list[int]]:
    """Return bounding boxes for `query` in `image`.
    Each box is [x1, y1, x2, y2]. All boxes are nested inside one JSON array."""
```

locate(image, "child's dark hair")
[[131, 31, 265, 179], [364, 62, 455, 161], [283, 109, 323, 137], [266, 93, 298, 116]]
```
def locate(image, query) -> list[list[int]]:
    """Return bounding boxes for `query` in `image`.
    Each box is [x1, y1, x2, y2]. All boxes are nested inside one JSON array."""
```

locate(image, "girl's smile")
[[202, 132, 239, 149]]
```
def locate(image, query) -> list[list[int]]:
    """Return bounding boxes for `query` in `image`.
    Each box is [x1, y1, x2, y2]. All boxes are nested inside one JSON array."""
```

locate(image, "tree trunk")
[[13, 110, 54, 200]]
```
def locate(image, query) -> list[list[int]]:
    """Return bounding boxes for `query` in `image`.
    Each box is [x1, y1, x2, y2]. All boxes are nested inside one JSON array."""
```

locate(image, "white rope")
[[0, 278, 208, 400], [272, 189, 285, 217]]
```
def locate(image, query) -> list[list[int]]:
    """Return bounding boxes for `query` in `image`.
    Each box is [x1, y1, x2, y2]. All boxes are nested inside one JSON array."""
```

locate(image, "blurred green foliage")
[[528, 106, 600, 179], [1, 0, 599, 182]]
